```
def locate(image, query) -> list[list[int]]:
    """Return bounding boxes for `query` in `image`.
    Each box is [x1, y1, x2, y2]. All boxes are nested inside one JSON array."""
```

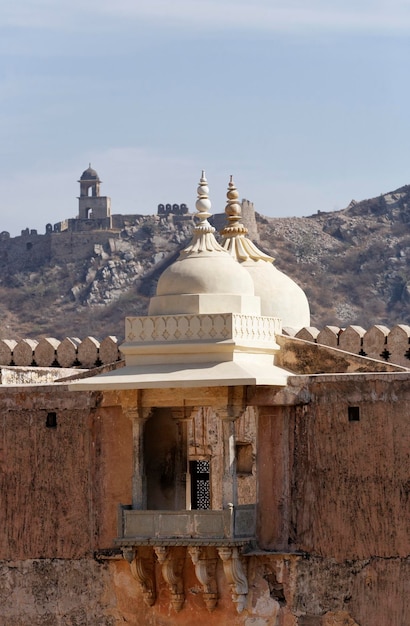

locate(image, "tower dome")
[[221, 177, 310, 330], [80, 164, 99, 181], [148, 172, 260, 316]]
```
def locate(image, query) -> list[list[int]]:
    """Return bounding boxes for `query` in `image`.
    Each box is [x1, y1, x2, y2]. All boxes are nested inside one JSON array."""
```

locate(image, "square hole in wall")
[[236, 443, 253, 474], [348, 406, 360, 422], [46, 412, 57, 428]]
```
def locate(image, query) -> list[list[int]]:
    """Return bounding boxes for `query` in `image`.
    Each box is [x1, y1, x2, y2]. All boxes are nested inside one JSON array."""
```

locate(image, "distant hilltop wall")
[[157, 203, 189, 216], [0, 203, 260, 272], [0, 213, 178, 272], [0, 229, 117, 271], [1, 324, 410, 369]]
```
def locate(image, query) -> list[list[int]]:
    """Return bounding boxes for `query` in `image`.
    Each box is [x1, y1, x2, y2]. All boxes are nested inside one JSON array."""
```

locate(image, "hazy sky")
[[1, 1, 410, 235]]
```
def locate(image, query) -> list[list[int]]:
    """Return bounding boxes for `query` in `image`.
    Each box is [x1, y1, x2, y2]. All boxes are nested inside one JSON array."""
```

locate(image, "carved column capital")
[[215, 405, 244, 421], [171, 406, 195, 422], [217, 546, 248, 613], [123, 406, 153, 421]]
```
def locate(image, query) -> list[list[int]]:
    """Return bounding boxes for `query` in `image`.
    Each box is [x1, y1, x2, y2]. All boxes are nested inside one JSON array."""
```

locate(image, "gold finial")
[[223, 176, 248, 235], [221, 175, 273, 263]]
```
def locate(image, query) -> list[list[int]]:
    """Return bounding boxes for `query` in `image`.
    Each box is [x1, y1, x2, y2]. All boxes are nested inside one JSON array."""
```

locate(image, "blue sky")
[[1, 0, 410, 235]]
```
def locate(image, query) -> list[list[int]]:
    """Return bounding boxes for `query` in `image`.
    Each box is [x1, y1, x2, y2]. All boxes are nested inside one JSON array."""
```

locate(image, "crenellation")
[[295, 326, 320, 342], [317, 325, 340, 348], [289, 324, 410, 367], [0, 336, 121, 369], [34, 337, 61, 367], [0, 339, 17, 366], [1, 324, 410, 369], [157, 203, 189, 216], [338, 324, 366, 353], [77, 336, 101, 368], [99, 335, 120, 364], [388, 324, 410, 367], [13, 338, 39, 366], [362, 324, 390, 360], [56, 337, 81, 368]]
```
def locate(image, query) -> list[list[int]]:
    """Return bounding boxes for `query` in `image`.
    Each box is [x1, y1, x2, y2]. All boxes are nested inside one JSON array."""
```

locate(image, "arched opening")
[[85, 207, 93, 219]]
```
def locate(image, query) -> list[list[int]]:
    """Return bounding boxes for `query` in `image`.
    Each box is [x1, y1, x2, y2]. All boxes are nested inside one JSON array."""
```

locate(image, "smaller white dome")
[[242, 259, 310, 329]]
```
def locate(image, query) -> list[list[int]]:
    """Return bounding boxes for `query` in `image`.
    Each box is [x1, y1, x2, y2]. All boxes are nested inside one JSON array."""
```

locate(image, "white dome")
[[148, 172, 261, 317], [242, 259, 310, 330], [156, 252, 255, 297]]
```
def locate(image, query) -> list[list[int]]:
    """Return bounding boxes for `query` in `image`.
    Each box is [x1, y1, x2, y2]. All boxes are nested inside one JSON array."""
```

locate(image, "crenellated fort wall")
[[1, 324, 410, 369], [284, 323, 410, 368], [0, 336, 121, 369]]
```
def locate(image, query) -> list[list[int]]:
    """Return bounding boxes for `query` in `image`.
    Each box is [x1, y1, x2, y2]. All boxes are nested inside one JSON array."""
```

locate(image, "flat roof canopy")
[[70, 360, 291, 391]]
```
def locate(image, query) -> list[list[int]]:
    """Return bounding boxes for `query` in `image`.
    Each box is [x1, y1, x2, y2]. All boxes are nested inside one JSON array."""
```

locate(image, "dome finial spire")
[[223, 175, 248, 236], [181, 171, 226, 255], [221, 175, 273, 262], [195, 170, 213, 227]]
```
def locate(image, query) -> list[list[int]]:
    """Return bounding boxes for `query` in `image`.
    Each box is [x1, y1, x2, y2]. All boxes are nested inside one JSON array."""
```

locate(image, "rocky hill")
[[260, 184, 410, 329], [1, 184, 410, 340]]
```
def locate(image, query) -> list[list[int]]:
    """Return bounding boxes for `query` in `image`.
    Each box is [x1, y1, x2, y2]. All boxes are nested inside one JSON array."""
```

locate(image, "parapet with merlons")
[[283, 324, 410, 368], [0, 336, 121, 369], [1, 324, 410, 369]]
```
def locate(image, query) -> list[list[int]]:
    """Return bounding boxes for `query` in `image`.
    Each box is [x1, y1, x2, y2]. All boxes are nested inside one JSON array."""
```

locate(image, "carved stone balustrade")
[[116, 504, 256, 546]]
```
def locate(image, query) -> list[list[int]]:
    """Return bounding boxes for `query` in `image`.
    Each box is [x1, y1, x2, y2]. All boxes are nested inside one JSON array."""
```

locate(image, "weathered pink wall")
[[290, 377, 410, 560], [0, 387, 132, 560], [257, 376, 410, 561], [0, 377, 409, 625]]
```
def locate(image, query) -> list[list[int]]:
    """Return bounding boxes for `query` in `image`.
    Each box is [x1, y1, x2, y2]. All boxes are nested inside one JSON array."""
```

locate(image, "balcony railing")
[[116, 504, 256, 545]]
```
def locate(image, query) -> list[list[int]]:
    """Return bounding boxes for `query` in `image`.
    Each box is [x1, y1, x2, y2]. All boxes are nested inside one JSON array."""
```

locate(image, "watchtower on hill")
[[78, 165, 111, 222]]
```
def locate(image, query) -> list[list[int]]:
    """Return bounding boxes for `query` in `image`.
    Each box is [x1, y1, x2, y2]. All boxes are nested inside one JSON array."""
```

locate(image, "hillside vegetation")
[[1, 185, 410, 339]]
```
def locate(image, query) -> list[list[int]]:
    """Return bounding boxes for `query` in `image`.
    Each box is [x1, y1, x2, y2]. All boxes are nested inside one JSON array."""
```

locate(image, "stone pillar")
[[217, 405, 243, 511], [172, 407, 193, 510], [123, 405, 152, 510]]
